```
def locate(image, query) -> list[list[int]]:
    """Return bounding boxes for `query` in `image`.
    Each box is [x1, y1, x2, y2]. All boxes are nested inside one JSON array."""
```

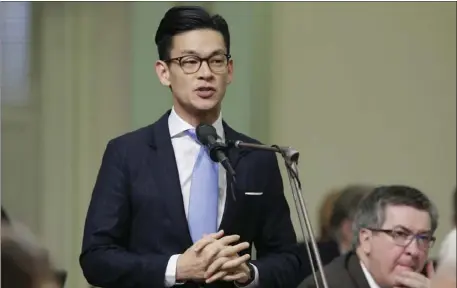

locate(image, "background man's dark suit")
[[298, 240, 341, 279], [300, 251, 370, 288], [80, 111, 303, 288]]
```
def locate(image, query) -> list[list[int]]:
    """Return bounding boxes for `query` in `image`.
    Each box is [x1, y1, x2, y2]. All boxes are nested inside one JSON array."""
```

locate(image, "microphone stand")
[[226, 140, 330, 288]]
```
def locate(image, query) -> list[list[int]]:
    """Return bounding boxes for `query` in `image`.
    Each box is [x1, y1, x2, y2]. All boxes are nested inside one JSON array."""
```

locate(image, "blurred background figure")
[[1, 224, 60, 288], [329, 184, 373, 254], [430, 228, 456, 288], [429, 187, 457, 287], [300, 184, 373, 279], [1, 207, 67, 288], [317, 189, 342, 242], [2, 205, 12, 223]]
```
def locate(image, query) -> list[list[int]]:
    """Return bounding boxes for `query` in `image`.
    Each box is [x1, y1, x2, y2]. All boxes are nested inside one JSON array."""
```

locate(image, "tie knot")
[[186, 129, 200, 144]]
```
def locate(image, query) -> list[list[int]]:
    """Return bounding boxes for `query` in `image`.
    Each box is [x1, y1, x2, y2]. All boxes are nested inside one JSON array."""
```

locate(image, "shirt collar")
[[168, 107, 225, 141], [360, 261, 381, 288]]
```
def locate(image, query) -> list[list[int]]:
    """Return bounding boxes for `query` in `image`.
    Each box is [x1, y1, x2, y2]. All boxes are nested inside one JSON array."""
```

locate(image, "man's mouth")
[[196, 86, 215, 91], [195, 87, 216, 98]]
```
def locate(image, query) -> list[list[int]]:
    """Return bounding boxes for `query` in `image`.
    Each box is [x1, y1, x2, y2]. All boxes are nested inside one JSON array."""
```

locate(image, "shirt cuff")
[[164, 254, 185, 287], [234, 263, 259, 288]]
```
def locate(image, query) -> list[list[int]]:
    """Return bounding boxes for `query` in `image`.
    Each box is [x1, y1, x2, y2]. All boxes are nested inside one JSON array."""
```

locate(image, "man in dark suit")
[[80, 5, 302, 288], [301, 185, 438, 288]]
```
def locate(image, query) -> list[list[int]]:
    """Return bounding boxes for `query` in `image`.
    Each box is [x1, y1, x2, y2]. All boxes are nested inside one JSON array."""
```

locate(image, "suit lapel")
[[149, 111, 193, 248], [218, 170, 238, 232], [218, 122, 250, 233]]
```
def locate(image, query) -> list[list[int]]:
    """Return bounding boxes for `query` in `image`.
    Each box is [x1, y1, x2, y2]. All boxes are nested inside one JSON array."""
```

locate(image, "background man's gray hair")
[[329, 184, 374, 241], [352, 185, 439, 248]]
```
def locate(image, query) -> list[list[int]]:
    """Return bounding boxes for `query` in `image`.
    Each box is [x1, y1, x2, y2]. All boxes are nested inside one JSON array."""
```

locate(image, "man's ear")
[[359, 228, 372, 254], [155, 60, 171, 87], [226, 59, 233, 85]]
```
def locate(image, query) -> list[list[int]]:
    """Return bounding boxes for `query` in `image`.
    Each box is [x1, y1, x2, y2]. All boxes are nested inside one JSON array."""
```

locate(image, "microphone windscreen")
[[196, 124, 217, 145]]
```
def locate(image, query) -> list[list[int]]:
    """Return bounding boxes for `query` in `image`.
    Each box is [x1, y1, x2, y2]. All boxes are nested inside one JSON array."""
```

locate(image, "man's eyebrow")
[[179, 49, 226, 57], [180, 49, 198, 56], [209, 49, 226, 56], [393, 225, 432, 235], [392, 225, 412, 233]]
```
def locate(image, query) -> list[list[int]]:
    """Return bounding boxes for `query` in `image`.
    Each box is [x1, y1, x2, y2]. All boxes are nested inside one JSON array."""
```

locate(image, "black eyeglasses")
[[166, 54, 231, 74], [366, 228, 436, 250]]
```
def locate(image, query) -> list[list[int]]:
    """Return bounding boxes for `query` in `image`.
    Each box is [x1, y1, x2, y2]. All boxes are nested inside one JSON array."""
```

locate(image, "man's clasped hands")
[[176, 230, 252, 284]]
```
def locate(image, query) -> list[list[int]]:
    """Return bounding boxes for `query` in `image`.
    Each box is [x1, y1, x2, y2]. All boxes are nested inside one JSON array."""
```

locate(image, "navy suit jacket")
[[80, 111, 304, 288]]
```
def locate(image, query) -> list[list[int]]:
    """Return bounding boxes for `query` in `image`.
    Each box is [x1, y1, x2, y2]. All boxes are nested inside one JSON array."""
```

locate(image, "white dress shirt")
[[164, 107, 259, 287], [360, 261, 381, 288]]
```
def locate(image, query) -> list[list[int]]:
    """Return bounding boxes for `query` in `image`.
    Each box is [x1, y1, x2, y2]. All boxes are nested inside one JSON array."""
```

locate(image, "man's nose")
[[198, 61, 213, 79], [405, 237, 422, 256]]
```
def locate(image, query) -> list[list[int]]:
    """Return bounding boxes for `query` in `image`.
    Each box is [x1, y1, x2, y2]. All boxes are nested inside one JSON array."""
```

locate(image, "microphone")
[[196, 124, 236, 182]]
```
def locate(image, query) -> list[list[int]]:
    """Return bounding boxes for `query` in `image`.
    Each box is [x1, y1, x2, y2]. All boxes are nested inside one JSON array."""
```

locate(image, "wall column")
[[37, 2, 131, 287]]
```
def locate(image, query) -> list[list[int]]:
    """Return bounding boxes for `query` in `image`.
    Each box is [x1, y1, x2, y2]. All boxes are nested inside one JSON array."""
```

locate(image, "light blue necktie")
[[186, 129, 219, 243]]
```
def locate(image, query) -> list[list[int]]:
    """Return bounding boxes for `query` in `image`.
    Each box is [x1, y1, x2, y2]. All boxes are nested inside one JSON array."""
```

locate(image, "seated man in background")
[[300, 184, 373, 279], [430, 228, 456, 288], [301, 185, 438, 288]]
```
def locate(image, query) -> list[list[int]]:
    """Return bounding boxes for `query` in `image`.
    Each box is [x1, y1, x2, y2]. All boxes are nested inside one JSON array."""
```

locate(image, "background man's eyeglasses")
[[166, 54, 231, 74], [366, 228, 436, 249]]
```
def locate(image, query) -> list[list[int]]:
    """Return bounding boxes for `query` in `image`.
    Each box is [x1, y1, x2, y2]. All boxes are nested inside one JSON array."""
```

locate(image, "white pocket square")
[[245, 192, 263, 196]]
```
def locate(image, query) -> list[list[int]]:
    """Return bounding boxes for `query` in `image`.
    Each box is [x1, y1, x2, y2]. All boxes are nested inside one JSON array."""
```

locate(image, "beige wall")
[[270, 2, 456, 246], [1, 2, 455, 287]]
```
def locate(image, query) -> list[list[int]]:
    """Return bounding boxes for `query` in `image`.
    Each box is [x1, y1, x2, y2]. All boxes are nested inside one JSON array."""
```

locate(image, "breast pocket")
[[240, 188, 264, 218], [244, 191, 264, 196]]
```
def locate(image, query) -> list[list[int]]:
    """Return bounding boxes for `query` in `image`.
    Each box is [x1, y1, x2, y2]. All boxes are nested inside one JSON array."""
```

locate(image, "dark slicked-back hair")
[[155, 6, 230, 61]]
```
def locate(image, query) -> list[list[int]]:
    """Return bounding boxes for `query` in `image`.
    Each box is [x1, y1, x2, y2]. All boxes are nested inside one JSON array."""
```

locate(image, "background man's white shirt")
[[360, 261, 381, 288]]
